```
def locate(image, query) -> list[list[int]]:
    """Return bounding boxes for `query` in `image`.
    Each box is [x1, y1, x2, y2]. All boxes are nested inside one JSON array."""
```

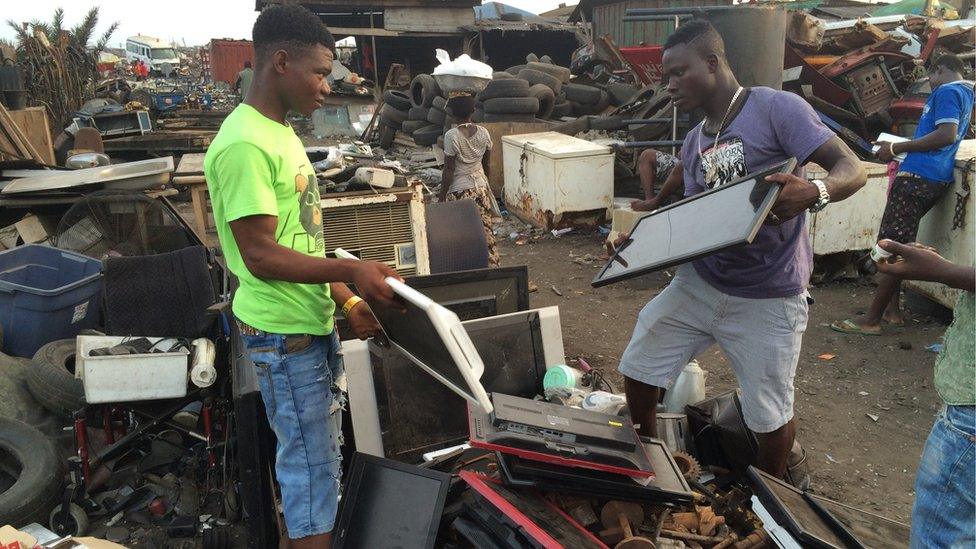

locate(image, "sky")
[[0, 1, 575, 48]]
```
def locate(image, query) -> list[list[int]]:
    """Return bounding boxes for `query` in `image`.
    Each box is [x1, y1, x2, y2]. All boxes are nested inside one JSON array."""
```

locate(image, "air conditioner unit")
[[320, 185, 430, 276]]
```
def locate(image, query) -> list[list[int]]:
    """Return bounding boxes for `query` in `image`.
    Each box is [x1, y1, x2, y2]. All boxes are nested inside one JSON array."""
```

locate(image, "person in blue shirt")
[[833, 53, 973, 335]]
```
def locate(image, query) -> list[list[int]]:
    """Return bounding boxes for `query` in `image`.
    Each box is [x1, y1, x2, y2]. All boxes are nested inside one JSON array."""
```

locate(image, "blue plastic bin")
[[0, 245, 103, 358]]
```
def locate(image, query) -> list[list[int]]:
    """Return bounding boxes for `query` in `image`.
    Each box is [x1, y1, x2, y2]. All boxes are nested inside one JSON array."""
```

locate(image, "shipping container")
[[208, 39, 255, 86]]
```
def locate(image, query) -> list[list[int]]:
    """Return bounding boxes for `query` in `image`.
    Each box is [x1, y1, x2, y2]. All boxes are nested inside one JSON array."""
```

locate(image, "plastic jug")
[[543, 364, 586, 391], [582, 391, 627, 415], [662, 360, 706, 413]]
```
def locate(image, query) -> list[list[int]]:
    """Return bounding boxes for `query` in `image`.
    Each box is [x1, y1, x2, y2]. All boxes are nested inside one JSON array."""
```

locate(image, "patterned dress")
[[444, 124, 499, 266]]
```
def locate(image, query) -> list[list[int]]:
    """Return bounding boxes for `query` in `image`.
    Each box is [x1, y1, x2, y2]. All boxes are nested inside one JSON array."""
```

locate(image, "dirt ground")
[[497, 229, 948, 525]]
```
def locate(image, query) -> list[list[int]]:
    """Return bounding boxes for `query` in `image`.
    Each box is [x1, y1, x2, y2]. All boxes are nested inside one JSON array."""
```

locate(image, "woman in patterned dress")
[[438, 93, 500, 266]]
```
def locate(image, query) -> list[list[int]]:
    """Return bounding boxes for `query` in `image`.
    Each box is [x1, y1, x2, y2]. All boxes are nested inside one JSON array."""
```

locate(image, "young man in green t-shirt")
[[204, 6, 400, 548]]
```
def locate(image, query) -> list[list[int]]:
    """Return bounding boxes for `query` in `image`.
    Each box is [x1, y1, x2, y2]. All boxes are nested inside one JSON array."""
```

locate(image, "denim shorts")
[[241, 330, 346, 539], [618, 265, 808, 433], [910, 405, 975, 549]]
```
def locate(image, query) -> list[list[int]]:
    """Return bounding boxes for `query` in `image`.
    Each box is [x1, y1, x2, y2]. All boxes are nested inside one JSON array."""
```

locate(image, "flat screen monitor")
[[592, 158, 796, 287], [333, 453, 451, 549], [369, 278, 494, 414]]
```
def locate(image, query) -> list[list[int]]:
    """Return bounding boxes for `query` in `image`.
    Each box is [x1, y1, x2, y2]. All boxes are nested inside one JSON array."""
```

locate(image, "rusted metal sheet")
[[208, 39, 255, 86], [784, 45, 852, 107], [593, 0, 731, 47]]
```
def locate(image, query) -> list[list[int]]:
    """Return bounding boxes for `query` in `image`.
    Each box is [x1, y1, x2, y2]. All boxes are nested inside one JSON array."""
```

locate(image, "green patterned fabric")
[[934, 291, 975, 405]]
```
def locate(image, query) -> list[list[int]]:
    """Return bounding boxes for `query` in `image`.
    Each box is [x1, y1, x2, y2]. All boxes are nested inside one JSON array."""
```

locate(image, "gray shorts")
[[618, 265, 809, 433]]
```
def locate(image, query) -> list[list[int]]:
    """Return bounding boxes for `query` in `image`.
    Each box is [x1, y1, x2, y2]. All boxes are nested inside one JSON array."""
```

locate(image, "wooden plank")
[[0, 103, 42, 162], [385, 7, 474, 32], [6, 108, 54, 165], [481, 121, 552, 197], [172, 175, 207, 186]]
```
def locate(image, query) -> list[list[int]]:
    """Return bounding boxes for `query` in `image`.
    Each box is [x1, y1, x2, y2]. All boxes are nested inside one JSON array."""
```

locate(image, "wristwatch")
[[809, 179, 830, 212]]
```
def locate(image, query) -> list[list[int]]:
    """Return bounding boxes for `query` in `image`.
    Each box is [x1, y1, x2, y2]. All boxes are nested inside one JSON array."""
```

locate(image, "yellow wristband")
[[341, 296, 365, 316]]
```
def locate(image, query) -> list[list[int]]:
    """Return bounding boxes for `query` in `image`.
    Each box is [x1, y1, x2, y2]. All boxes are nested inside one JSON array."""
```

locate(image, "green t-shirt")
[[934, 291, 975, 405], [204, 104, 334, 335]]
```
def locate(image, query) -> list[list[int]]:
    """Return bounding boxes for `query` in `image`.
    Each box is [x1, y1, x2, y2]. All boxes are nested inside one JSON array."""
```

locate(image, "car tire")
[[426, 107, 447, 126], [517, 68, 562, 94], [409, 74, 440, 108], [413, 125, 442, 146], [0, 417, 63, 528], [379, 104, 408, 125], [481, 113, 543, 123], [479, 79, 530, 101], [607, 82, 640, 106], [26, 339, 85, 419], [401, 120, 428, 134], [407, 106, 429, 121], [551, 100, 573, 118], [562, 83, 603, 105], [526, 62, 571, 84], [528, 84, 555, 118], [483, 96, 540, 115], [492, 71, 514, 80], [506, 64, 526, 77], [383, 89, 412, 110]]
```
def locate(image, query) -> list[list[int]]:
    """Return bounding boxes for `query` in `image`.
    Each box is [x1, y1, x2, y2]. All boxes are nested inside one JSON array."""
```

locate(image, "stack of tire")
[[376, 88, 413, 149], [474, 59, 573, 123], [375, 74, 452, 148]]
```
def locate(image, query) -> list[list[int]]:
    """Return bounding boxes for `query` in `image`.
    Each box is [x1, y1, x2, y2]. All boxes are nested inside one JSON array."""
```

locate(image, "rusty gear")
[[672, 451, 702, 482]]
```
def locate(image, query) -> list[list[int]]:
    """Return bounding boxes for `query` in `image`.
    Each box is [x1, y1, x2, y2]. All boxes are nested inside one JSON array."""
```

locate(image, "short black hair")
[[244, 60, 252, 68], [930, 53, 965, 75], [663, 19, 725, 59], [252, 4, 336, 59]]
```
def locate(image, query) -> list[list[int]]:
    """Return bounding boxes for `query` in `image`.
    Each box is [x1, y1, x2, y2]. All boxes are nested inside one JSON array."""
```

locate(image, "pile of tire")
[[374, 56, 640, 149], [375, 74, 453, 149]]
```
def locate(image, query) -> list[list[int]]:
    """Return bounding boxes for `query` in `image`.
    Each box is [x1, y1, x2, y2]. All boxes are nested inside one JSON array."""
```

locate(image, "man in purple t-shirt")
[[615, 20, 866, 479]]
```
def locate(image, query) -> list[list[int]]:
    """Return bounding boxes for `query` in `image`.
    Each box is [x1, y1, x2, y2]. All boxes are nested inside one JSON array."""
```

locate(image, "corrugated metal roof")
[[475, 2, 537, 20], [586, 0, 733, 46]]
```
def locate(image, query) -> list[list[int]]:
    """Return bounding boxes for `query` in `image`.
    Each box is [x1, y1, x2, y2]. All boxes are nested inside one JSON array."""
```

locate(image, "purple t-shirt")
[[680, 87, 833, 299]]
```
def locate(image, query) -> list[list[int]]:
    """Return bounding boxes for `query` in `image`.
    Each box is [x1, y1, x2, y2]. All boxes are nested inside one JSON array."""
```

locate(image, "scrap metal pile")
[[334, 386, 911, 548], [783, 12, 975, 157]]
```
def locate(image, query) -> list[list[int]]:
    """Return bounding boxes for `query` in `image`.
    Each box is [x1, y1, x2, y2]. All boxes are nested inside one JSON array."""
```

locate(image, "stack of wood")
[[0, 103, 51, 165]]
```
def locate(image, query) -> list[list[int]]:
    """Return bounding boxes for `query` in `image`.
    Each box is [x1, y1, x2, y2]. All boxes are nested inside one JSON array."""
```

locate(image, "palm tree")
[[6, 7, 118, 53], [4, 7, 120, 135]]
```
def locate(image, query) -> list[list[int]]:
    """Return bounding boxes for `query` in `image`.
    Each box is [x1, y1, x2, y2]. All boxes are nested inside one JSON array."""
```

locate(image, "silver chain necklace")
[[697, 86, 744, 186]]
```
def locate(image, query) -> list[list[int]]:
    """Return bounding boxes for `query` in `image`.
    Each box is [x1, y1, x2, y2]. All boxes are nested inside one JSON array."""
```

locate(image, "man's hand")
[[631, 198, 660, 212], [346, 301, 382, 340], [351, 261, 405, 311], [875, 240, 950, 281], [765, 173, 819, 224], [874, 141, 897, 163]]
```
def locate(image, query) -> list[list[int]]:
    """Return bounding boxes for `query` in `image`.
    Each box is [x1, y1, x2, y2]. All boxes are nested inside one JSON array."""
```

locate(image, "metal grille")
[[322, 200, 417, 276], [846, 60, 896, 118]]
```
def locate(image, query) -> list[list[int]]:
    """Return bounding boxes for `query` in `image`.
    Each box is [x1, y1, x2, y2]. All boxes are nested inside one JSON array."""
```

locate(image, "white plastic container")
[[502, 132, 614, 230], [77, 335, 190, 403], [582, 391, 627, 415], [662, 360, 706, 413], [543, 364, 585, 391]]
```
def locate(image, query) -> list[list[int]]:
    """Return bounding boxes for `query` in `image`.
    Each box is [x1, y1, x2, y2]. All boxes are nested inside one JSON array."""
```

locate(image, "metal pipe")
[[622, 15, 692, 21], [625, 6, 733, 15], [618, 140, 684, 148], [622, 118, 672, 124]]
